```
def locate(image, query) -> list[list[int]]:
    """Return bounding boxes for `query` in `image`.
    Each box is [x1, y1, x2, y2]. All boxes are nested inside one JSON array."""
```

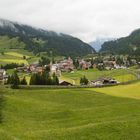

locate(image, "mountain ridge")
[[0, 18, 95, 57], [100, 29, 140, 55]]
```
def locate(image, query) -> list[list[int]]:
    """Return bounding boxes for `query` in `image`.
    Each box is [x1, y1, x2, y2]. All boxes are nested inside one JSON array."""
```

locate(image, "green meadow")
[[0, 82, 140, 139], [61, 69, 137, 85], [0, 36, 40, 65]]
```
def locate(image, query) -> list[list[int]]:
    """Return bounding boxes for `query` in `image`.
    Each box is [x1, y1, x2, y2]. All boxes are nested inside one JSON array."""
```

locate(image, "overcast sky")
[[0, 0, 140, 42]]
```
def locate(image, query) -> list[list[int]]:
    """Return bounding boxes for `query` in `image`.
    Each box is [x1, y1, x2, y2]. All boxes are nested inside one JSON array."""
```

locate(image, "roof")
[[59, 81, 73, 86], [0, 69, 5, 73]]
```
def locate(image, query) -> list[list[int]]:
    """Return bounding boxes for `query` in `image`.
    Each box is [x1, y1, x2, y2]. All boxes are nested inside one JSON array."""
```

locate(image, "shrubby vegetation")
[[39, 57, 50, 66], [80, 76, 89, 85], [0, 63, 24, 70]]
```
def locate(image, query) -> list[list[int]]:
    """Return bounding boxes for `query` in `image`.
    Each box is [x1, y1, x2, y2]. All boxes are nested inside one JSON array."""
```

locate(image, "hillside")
[[0, 19, 95, 57], [100, 29, 140, 55]]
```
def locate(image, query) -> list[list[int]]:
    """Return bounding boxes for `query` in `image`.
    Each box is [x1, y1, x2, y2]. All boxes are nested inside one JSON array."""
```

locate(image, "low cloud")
[[0, 0, 140, 42]]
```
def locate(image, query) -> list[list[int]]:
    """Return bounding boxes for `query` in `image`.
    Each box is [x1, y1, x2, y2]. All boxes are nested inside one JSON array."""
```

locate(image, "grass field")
[[62, 69, 137, 85], [5, 52, 30, 59], [0, 51, 39, 65], [0, 59, 29, 65], [0, 82, 140, 139], [0, 51, 30, 65]]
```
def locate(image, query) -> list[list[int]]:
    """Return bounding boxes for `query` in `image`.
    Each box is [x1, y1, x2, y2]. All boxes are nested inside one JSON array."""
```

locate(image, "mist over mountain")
[[0, 18, 95, 57]]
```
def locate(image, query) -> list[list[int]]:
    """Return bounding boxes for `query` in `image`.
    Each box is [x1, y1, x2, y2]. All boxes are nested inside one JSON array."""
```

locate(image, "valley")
[[0, 18, 140, 140]]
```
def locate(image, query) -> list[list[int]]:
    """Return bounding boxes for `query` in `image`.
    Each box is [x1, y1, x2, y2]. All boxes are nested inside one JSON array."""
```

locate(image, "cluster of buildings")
[[16, 64, 45, 74], [1, 55, 139, 86], [50, 57, 74, 76], [15, 57, 74, 78], [57, 57, 74, 72], [102, 61, 127, 70], [90, 77, 119, 86], [78, 59, 91, 70]]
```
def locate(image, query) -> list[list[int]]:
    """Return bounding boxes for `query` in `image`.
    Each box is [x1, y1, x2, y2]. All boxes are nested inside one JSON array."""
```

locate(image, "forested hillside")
[[100, 29, 140, 55], [0, 19, 95, 57]]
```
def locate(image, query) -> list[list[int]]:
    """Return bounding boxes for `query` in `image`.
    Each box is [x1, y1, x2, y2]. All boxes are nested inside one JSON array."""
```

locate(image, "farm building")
[[0, 69, 8, 81], [59, 81, 73, 86], [90, 78, 119, 86]]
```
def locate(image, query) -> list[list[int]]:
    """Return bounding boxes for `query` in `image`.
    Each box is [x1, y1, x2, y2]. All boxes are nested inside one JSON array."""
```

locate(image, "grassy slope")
[[62, 69, 137, 85], [0, 36, 64, 65], [0, 36, 40, 65], [93, 81, 140, 99], [0, 82, 140, 139]]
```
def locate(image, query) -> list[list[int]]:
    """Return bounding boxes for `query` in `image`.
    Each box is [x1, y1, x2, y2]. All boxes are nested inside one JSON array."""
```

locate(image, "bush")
[[80, 76, 89, 85]]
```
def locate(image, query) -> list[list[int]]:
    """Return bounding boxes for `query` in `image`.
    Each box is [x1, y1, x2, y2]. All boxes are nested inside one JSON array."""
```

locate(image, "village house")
[[0, 69, 8, 82], [79, 59, 91, 70], [21, 64, 45, 74], [59, 80, 73, 86], [16, 64, 45, 74], [103, 60, 128, 70], [16, 66, 30, 73], [31, 66, 45, 74], [58, 57, 74, 72], [103, 60, 116, 70], [50, 64, 61, 77]]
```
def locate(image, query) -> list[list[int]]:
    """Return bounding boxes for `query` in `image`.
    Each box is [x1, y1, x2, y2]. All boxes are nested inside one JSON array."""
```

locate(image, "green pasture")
[[0, 36, 25, 52], [62, 69, 137, 85], [0, 82, 140, 139], [5, 52, 30, 59], [0, 59, 28, 65]]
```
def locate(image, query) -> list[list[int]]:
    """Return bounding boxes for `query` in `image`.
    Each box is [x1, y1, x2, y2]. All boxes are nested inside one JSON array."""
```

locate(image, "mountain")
[[100, 29, 140, 55], [0, 19, 95, 57], [89, 38, 114, 52]]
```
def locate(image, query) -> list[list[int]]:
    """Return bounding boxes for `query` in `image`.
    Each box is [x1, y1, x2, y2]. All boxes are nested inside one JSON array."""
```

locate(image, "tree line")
[[7, 70, 59, 89], [0, 63, 24, 70]]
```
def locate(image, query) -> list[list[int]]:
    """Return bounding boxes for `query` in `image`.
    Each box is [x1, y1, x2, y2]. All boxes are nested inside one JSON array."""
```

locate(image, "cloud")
[[0, 0, 140, 42]]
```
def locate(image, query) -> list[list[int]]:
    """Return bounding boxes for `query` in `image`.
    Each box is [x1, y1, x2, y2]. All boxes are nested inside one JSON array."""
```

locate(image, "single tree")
[[20, 77, 27, 85], [10, 71, 20, 89], [80, 76, 88, 85]]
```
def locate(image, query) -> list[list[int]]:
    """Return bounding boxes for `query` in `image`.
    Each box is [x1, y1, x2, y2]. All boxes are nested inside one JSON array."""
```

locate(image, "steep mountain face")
[[0, 19, 95, 57], [100, 29, 140, 55], [89, 38, 114, 52]]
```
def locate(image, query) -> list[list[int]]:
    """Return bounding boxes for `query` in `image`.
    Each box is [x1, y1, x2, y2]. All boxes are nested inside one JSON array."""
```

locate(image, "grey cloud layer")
[[0, 0, 140, 42]]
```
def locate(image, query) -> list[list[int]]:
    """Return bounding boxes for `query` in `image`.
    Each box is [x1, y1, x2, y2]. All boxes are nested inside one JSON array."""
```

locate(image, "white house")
[[0, 69, 7, 81]]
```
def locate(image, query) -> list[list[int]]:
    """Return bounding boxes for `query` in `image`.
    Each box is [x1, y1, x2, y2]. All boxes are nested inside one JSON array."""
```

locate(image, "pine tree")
[[20, 77, 27, 85], [7, 75, 11, 84], [10, 71, 20, 89], [46, 75, 52, 85], [80, 76, 88, 85], [30, 73, 37, 85], [52, 73, 59, 85]]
